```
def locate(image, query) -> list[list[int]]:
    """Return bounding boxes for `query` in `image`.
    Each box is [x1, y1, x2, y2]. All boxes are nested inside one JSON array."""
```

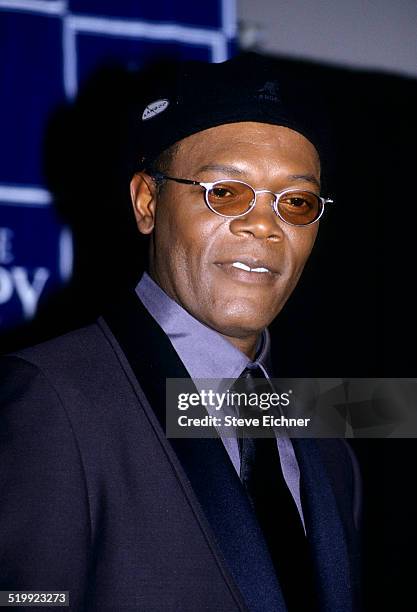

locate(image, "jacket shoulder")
[[8, 322, 106, 367], [0, 339, 91, 607]]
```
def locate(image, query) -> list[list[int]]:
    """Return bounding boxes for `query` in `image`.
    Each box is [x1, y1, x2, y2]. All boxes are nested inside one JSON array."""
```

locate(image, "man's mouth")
[[214, 258, 280, 282], [231, 261, 270, 274]]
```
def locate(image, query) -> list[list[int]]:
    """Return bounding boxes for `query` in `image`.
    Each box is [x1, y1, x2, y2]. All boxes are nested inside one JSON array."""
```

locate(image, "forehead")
[[171, 122, 320, 179]]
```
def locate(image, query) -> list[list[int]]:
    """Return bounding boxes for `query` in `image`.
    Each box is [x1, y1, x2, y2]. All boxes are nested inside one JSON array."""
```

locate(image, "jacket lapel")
[[103, 291, 287, 612]]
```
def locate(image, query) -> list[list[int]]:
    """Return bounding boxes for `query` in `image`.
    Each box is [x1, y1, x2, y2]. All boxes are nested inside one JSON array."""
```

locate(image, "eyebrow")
[[288, 174, 321, 189], [197, 164, 246, 177], [196, 165, 320, 189]]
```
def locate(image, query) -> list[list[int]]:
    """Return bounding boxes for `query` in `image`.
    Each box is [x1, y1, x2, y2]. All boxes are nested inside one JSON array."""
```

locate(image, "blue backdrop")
[[0, 0, 236, 331]]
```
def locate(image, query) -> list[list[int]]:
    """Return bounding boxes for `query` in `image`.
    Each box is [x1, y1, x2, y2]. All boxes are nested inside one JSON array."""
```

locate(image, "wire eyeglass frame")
[[147, 170, 334, 226]]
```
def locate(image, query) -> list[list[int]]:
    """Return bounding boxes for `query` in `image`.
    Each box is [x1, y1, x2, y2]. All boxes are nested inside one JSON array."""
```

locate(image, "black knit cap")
[[137, 52, 327, 165]]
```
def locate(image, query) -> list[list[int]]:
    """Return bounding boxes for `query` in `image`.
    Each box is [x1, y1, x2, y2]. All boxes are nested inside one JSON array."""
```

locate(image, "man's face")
[[134, 122, 320, 343]]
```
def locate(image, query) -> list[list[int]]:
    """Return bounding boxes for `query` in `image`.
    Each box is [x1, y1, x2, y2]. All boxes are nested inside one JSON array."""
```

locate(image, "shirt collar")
[[135, 272, 273, 380]]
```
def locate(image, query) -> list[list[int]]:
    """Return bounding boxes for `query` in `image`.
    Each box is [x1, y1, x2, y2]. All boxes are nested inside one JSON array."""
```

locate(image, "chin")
[[206, 308, 272, 339]]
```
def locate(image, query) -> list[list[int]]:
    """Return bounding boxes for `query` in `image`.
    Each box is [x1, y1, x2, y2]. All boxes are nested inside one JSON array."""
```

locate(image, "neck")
[[220, 332, 260, 360]]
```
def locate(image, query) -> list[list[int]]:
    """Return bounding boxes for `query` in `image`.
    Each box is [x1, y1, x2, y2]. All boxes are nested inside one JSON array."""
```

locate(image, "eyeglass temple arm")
[[146, 171, 201, 187]]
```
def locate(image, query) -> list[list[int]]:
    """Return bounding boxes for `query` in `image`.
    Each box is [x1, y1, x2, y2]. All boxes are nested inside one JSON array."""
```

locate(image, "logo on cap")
[[142, 99, 170, 121], [257, 81, 280, 103]]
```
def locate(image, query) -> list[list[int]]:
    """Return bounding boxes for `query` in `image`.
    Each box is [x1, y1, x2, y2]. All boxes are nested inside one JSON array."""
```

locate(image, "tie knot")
[[237, 365, 272, 399], [241, 364, 266, 380], [231, 367, 276, 440]]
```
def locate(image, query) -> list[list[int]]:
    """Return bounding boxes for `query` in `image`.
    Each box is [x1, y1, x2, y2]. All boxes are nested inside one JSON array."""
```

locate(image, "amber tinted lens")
[[206, 181, 254, 216], [277, 191, 321, 225]]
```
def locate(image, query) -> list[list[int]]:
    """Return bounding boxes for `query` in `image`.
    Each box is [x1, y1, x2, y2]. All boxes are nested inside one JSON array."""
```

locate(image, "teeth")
[[231, 262, 270, 273], [251, 267, 269, 273], [232, 261, 251, 272]]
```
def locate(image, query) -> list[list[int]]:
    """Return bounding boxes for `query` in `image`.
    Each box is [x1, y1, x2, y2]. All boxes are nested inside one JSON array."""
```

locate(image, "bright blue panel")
[[69, 0, 223, 29], [0, 204, 67, 329], [0, 11, 64, 185]]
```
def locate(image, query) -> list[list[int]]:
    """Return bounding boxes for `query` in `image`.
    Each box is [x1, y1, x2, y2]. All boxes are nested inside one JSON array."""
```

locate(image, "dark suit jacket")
[[0, 292, 361, 611]]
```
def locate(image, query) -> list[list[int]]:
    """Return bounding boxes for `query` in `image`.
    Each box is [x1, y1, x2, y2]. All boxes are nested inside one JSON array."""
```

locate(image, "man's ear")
[[130, 172, 157, 235]]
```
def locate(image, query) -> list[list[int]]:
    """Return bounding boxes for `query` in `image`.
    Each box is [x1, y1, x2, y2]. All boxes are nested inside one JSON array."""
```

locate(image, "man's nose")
[[229, 192, 284, 242]]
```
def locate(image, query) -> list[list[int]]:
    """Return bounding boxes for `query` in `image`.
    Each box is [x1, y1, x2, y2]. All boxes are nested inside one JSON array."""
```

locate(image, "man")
[[0, 54, 361, 611]]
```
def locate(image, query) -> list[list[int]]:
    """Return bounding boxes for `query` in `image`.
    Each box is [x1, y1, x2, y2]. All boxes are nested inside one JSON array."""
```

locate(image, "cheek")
[[155, 204, 220, 290], [285, 228, 318, 283], [154, 198, 188, 260]]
